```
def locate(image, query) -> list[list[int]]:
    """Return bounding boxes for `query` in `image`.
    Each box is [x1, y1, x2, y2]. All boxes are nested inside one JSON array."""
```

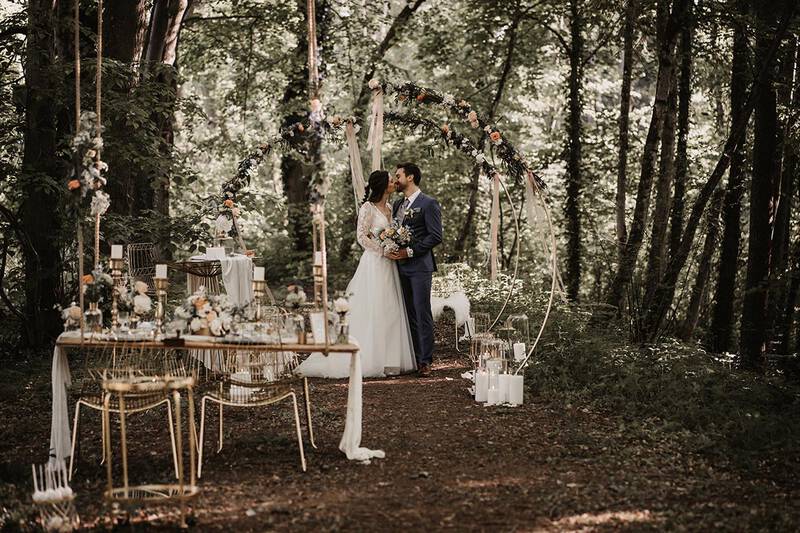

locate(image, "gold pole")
[[319, 204, 329, 349], [93, 0, 103, 268]]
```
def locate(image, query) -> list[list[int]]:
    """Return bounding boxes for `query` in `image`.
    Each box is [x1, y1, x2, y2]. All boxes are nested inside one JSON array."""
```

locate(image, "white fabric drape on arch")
[[345, 121, 366, 209]]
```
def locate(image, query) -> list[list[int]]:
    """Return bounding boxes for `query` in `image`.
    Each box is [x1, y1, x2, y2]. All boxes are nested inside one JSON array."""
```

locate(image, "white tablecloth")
[[188, 253, 254, 307], [48, 332, 382, 464]]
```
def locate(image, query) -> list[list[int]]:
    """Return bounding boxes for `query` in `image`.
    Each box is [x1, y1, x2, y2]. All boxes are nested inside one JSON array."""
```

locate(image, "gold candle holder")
[[109, 257, 124, 331], [154, 277, 169, 337], [252, 279, 266, 323]]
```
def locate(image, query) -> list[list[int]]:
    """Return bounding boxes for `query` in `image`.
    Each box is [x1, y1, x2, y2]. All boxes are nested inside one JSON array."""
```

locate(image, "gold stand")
[[110, 257, 124, 331], [311, 203, 330, 347], [154, 278, 169, 338]]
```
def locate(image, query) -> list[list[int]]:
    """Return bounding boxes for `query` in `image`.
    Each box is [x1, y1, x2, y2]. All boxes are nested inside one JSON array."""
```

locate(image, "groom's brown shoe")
[[418, 364, 431, 377]]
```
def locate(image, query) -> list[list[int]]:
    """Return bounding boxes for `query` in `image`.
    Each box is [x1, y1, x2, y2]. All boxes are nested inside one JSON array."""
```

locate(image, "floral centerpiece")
[[285, 284, 307, 342], [81, 268, 113, 332], [333, 295, 350, 343], [174, 287, 234, 337], [66, 111, 110, 219], [59, 302, 82, 331]]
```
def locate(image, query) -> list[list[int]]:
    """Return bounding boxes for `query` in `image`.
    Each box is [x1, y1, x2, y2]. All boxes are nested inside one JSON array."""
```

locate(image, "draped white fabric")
[[339, 340, 386, 462], [188, 253, 253, 306], [489, 173, 501, 281], [524, 172, 567, 299], [346, 121, 366, 208], [366, 88, 384, 171], [49, 343, 72, 463]]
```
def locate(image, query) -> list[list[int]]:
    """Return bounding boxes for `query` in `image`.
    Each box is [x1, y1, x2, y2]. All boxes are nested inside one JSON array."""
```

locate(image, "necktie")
[[400, 198, 410, 221]]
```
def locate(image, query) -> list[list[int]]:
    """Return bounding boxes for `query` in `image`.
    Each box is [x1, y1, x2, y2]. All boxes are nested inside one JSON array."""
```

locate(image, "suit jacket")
[[392, 192, 443, 274]]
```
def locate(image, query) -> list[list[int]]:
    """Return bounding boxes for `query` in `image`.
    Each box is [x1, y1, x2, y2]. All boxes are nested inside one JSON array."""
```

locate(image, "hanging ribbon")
[[307, 0, 320, 98], [489, 172, 501, 281], [366, 86, 384, 171], [345, 121, 366, 209]]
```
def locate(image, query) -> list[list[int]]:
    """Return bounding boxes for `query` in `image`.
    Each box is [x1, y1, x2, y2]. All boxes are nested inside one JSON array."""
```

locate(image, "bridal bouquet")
[[374, 220, 413, 255], [174, 287, 234, 336]]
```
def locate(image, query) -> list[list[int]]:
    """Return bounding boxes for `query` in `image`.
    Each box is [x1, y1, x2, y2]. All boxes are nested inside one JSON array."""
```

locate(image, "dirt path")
[[1, 345, 799, 531]]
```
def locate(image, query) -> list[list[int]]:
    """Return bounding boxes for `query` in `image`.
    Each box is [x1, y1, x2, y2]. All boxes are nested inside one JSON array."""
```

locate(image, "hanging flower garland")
[[66, 111, 110, 218], [374, 80, 545, 191]]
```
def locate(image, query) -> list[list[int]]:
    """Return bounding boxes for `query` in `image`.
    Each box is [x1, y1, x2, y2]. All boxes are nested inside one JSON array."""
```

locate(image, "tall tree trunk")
[[283, 0, 326, 257], [668, 3, 693, 259], [643, 75, 678, 303], [778, 42, 800, 354], [564, 0, 584, 301], [739, 0, 782, 370], [643, 1, 795, 344], [20, 0, 64, 347], [451, 15, 519, 262], [765, 37, 798, 349], [103, 0, 150, 219], [616, 0, 637, 262], [707, 0, 751, 353], [680, 188, 724, 340], [603, 0, 688, 314]]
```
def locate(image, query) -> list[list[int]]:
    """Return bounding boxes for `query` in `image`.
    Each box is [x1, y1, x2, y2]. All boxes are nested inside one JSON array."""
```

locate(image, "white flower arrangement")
[[177, 287, 234, 336], [132, 280, 152, 315], [285, 285, 307, 309], [333, 296, 350, 314], [215, 214, 233, 235], [90, 190, 110, 216]]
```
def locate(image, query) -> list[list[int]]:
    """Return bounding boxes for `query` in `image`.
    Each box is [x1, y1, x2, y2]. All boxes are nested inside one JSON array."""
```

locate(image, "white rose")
[[135, 280, 149, 295], [215, 214, 233, 235], [133, 294, 152, 315], [209, 318, 222, 336], [476, 154, 486, 164], [333, 297, 350, 313], [368, 78, 381, 90], [190, 317, 203, 332]]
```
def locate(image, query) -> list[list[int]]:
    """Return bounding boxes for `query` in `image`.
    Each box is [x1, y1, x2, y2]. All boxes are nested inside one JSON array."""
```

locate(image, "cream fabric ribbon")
[[366, 87, 384, 171], [346, 121, 366, 209]]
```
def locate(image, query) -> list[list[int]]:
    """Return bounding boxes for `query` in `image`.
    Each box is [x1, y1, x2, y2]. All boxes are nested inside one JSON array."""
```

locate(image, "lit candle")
[[499, 374, 512, 403], [508, 374, 524, 405], [475, 369, 488, 402], [111, 244, 123, 259], [254, 266, 265, 281], [513, 342, 526, 362], [155, 264, 168, 280]]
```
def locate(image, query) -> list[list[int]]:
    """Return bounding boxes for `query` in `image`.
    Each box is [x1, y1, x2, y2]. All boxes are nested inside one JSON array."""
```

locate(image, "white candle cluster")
[[31, 463, 73, 502]]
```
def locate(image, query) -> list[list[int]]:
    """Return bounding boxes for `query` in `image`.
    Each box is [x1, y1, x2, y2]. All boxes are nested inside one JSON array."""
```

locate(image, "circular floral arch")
[[220, 82, 558, 370]]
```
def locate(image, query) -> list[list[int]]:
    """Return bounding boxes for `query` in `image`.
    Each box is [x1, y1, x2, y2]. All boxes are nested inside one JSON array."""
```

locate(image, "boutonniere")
[[406, 207, 421, 219]]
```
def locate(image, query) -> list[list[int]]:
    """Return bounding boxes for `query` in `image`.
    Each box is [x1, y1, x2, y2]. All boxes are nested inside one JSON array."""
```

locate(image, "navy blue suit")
[[392, 192, 443, 367]]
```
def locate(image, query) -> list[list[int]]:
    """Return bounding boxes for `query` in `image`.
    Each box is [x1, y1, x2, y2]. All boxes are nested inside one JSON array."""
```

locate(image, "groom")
[[388, 162, 443, 377]]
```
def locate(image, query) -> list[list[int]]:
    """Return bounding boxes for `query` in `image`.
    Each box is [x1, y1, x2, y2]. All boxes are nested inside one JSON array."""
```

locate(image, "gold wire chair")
[[102, 374, 199, 528], [69, 341, 197, 481], [126, 243, 157, 295], [197, 344, 307, 476]]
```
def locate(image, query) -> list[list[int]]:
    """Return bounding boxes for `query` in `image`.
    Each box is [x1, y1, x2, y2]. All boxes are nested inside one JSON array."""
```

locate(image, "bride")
[[297, 170, 417, 378]]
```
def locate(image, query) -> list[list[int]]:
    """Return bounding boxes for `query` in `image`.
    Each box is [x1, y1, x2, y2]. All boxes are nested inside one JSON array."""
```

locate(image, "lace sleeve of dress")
[[357, 202, 383, 253]]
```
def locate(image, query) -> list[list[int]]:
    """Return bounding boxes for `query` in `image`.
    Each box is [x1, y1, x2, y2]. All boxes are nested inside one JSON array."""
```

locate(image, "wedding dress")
[[297, 201, 417, 378]]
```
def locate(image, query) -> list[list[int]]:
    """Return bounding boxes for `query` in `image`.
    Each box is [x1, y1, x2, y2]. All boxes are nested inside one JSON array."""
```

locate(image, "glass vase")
[[336, 312, 349, 344], [293, 314, 306, 344], [84, 302, 103, 334]]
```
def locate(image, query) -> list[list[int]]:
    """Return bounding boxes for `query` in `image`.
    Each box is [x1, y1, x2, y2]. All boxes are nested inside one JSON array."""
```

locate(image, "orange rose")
[[441, 124, 449, 134], [416, 93, 426, 102], [297, 124, 305, 132], [398, 94, 407, 102], [194, 297, 207, 309], [68, 180, 81, 191], [81, 274, 94, 284], [490, 131, 502, 142], [223, 199, 234, 208]]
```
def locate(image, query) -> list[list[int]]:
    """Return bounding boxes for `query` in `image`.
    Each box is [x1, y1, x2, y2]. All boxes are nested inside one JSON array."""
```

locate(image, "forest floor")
[[1, 333, 799, 531]]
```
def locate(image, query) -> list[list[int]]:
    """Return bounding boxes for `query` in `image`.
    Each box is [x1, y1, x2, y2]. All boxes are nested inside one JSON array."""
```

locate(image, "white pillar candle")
[[475, 369, 488, 402], [254, 266, 265, 281], [111, 244, 123, 259], [487, 388, 501, 405], [513, 342, 526, 362], [155, 264, 168, 279], [508, 374, 524, 405], [314, 251, 324, 265], [499, 374, 512, 403]]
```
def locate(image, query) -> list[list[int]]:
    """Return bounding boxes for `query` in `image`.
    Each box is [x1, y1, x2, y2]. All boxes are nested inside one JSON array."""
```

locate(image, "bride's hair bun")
[[363, 170, 390, 204]]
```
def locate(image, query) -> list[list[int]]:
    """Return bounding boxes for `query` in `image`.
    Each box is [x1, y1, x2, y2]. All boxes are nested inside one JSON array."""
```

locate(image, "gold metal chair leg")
[[290, 393, 307, 472], [103, 393, 113, 502], [172, 390, 186, 529], [302, 378, 317, 449], [217, 402, 223, 453], [118, 393, 129, 499], [69, 401, 82, 480], [166, 400, 179, 479], [198, 397, 207, 479]]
